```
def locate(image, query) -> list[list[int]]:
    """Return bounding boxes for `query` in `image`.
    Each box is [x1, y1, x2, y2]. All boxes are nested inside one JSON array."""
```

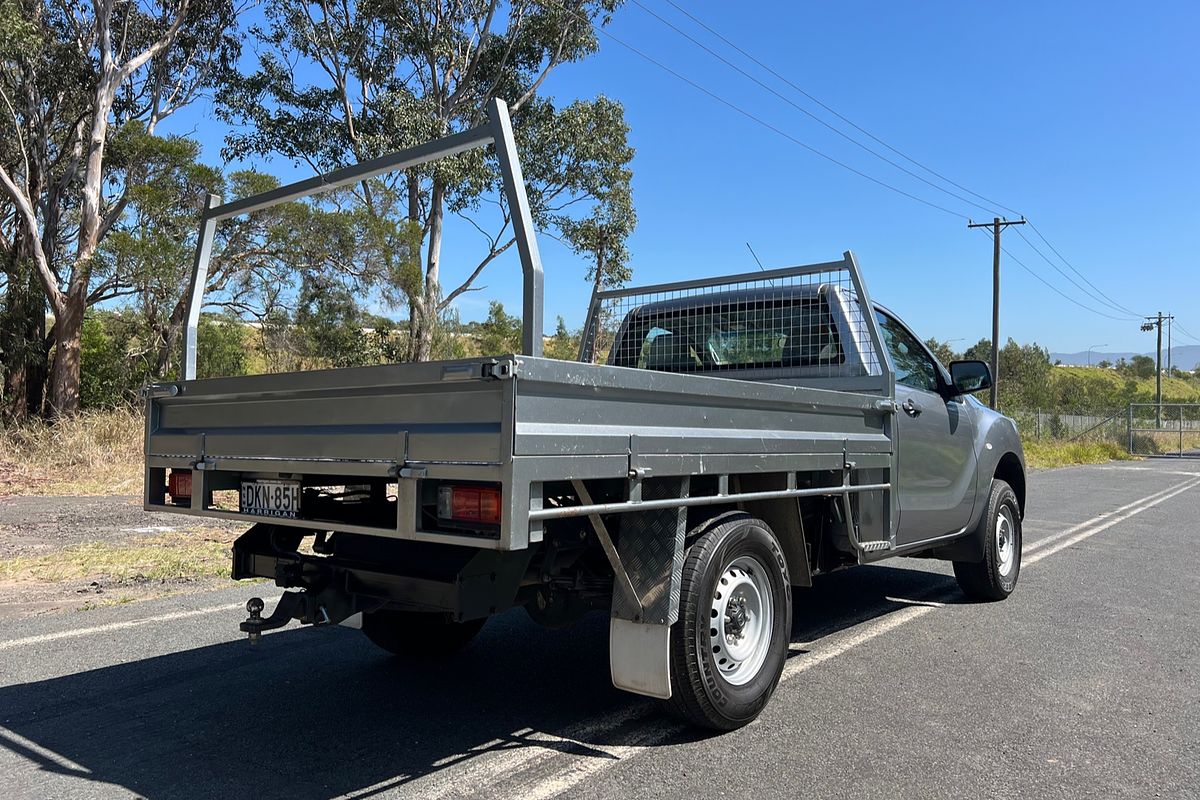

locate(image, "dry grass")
[[1022, 438, 1135, 470], [0, 407, 144, 495], [0, 529, 236, 585]]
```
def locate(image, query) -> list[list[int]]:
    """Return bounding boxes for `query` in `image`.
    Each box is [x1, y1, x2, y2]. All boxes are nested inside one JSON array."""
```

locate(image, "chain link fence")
[[1008, 404, 1200, 457], [1127, 403, 1200, 456], [1007, 408, 1127, 443]]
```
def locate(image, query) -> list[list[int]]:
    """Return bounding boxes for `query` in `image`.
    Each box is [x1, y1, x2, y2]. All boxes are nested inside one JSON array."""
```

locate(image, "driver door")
[[875, 311, 979, 545]]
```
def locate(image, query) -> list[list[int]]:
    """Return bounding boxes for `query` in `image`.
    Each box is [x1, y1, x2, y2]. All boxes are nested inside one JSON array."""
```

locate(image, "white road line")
[[1085, 465, 1200, 476], [782, 603, 934, 681], [1024, 478, 1199, 565], [401, 704, 654, 800], [0, 602, 246, 651], [1024, 478, 1196, 553], [516, 722, 684, 800]]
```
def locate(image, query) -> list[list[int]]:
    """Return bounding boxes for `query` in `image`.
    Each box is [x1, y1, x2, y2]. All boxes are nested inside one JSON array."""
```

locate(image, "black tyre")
[[664, 512, 792, 730], [954, 479, 1022, 601], [361, 609, 486, 658]]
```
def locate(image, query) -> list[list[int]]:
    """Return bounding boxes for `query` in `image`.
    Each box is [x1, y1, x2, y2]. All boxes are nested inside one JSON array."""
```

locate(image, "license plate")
[[240, 480, 301, 519]]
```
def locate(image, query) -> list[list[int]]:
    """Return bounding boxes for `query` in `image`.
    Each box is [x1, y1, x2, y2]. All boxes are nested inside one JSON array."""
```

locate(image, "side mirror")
[[949, 360, 992, 395]]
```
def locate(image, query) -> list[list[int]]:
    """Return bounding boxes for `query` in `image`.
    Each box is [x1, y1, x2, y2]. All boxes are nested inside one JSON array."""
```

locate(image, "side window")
[[875, 311, 939, 393]]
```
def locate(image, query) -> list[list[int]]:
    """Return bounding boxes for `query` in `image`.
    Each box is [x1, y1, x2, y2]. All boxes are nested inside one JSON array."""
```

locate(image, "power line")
[[643, 0, 1163, 332], [973, 228, 1134, 322], [543, 0, 968, 218], [1025, 221, 1147, 318], [628, 0, 1000, 217], [1173, 321, 1200, 345], [557, 0, 1165, 332], [1010, 227, 1142, 320], [654, 0, 1025, 218]]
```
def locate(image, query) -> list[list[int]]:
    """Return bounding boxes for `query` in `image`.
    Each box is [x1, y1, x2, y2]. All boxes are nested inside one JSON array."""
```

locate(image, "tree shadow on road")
[[0, 563, 961, 799]]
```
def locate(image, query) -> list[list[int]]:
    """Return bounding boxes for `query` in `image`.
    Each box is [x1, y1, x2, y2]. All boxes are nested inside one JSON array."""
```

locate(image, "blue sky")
[[168, 0, 1200, 356]]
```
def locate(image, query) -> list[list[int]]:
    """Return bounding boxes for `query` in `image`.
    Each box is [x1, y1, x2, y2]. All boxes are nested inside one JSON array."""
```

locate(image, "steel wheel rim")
[[996, 505, 1017, 577], [709, 555, 773, 686]]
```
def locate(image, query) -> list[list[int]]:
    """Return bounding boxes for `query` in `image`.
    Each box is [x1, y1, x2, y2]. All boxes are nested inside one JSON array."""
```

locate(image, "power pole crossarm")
[[967, 217, 1026, 409]]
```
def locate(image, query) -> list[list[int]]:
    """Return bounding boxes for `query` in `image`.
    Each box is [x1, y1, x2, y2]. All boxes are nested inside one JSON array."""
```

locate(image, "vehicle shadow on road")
[[0, 564, 960, 799]]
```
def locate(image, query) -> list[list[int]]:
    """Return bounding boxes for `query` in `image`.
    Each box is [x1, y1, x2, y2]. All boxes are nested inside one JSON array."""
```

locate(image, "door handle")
[[901, 398, 922, 417]]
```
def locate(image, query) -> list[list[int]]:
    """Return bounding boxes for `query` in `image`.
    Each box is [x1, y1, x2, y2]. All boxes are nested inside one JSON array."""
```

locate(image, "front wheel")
[[361, 609, 485, 658], [664, 513, 792, 730], [954, 479, 1022, 601]]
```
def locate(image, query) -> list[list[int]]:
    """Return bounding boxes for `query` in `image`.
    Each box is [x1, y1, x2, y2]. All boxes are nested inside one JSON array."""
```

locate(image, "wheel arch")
[[994, 451, 1025, 518], [728, 475, 812, 588]]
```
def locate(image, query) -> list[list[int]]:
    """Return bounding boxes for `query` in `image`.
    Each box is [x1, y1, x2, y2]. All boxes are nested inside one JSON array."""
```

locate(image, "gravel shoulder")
[[0, 494, 242, 618]]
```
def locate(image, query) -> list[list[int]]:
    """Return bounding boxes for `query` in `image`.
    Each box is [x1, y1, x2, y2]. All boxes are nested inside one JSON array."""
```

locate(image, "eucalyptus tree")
[[220, 0, 634, 361], [0, 0, 240, 415]]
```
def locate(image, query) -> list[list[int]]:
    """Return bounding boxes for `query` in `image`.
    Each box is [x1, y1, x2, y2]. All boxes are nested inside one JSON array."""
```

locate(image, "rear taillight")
[[168, 469, 192, 505], [437, 484, 501, 525]]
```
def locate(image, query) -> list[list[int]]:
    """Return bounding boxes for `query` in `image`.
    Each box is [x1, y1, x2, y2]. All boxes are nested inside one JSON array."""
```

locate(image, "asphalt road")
[[1, 458, 1198, 800]]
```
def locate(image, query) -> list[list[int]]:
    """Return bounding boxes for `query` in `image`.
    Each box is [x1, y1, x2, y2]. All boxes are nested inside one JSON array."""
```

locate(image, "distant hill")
[[1051, 345, 1200, 371]]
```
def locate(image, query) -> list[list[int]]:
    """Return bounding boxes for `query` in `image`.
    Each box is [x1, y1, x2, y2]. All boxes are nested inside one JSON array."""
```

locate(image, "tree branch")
[[439, 236, 515, 310], [117, 0, 192, 81], [0, 164, 64, 315]]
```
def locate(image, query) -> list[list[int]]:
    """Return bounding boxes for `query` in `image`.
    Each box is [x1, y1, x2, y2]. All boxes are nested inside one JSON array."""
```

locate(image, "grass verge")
[[1022, 438, 1135, 470], [0, 529, 236, 585], [0, 407, 144, 495]]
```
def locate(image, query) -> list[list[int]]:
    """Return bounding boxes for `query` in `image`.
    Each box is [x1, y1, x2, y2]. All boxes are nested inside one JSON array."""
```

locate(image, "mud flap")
[[610, 618, 672, 699], [608, 476, 688, 699]]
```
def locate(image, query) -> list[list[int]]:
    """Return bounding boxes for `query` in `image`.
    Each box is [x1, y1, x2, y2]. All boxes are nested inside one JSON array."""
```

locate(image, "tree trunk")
[[2, 256, 50, 421], [154, 300, 189, 377], [413, 180, 447, 362], [48, 296, 84, 416]]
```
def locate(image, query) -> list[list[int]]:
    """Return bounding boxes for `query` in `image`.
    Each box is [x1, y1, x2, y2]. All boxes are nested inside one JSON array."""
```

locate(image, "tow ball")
[[239, 592, 316, 644]]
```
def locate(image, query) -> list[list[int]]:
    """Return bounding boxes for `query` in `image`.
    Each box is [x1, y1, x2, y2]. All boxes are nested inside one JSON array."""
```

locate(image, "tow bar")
[[239, 592, 328, 644]]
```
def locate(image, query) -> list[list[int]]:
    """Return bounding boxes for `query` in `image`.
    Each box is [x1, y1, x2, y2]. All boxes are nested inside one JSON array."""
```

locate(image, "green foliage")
[[294, 278, 370, 368], [78, 310, 155, 407], [997, 339, 1052, 411], [963, 338, 992, 363], [545, 316, 581, 361], [924, 337, 960, 368], [79, 316, 130, 409], [1129, 354, 1156, 379], [218, 0, 633, 360], [1045, 366, 1200, 409], [196, 315, 249, 379], [475, 302, 523, 355], [1022, 439, 1134, 470]]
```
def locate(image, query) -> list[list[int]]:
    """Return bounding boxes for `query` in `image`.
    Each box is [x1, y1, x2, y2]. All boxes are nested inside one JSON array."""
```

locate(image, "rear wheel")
[[954, 479, 1022, 601], [664, 513, 791, 730], [361, 610, 485, 658]]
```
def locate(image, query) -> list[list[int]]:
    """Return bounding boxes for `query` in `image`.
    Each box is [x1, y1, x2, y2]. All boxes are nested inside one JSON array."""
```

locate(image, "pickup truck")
[[143, 100, 1026, 730]]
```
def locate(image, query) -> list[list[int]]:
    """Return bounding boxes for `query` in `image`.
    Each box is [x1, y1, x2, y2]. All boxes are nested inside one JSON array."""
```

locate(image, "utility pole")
[[1167, 316, 1173, 373], [967, 216, 1026, 409], [1141, 312, 1174, 428]]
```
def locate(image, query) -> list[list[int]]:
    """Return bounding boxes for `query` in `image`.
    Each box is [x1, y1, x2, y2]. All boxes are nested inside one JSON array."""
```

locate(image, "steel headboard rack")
[[180, 98, 545, 380]]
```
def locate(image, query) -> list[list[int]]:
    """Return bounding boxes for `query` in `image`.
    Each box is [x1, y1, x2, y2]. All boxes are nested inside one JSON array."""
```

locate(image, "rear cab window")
[[612, 295, 844, 373]]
